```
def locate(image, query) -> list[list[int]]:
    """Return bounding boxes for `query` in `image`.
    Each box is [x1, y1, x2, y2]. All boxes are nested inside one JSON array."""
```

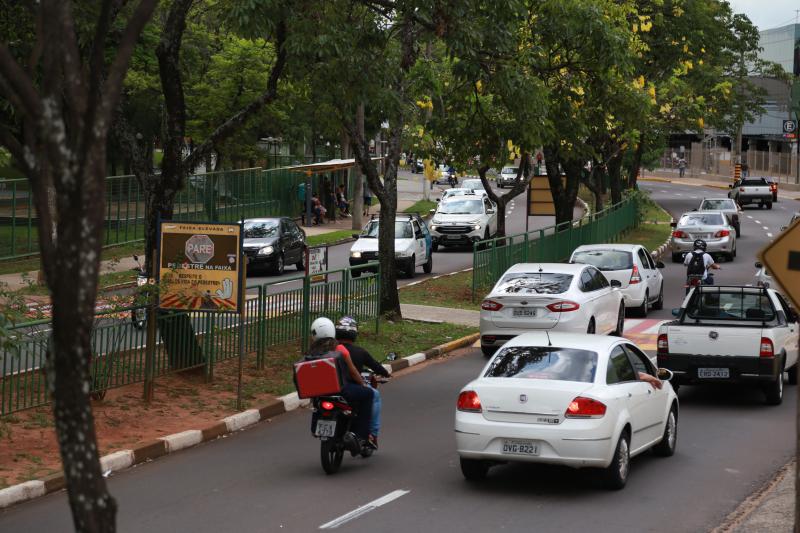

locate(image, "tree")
[[0, 1, 156, 530]]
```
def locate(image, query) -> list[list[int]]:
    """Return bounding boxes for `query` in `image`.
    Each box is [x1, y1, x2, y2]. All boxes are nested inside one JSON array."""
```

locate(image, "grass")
[[306, 229, 356, 247], [620, 223, 672, 253], [400, 270, 476, 311], [403, 199, 437, 217], [638, 195, 672, 224], [0, 241, 143, 276]]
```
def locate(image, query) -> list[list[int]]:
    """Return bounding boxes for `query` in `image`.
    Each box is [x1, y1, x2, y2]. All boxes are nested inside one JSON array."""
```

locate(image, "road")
[[1, 181, 798, 532]]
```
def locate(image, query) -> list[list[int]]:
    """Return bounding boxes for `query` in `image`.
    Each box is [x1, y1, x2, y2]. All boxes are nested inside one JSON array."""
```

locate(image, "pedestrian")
[[363, 177, 372, 216], [337, 184, 351, 217], [678, 157, 686, 178]]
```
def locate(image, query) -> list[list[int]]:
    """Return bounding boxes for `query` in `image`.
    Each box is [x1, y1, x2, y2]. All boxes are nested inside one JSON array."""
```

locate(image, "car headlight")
[[258, 245, 274, 256], [432, 218, 441, 225], [395, 250, 411, 258], [351, 251, 362, 258], [472, 224, 482, 231], [431, 225, 439, 231]]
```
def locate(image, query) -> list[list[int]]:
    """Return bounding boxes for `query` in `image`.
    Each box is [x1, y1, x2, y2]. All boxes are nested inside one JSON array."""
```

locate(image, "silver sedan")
[[670, 210, 737, 262]]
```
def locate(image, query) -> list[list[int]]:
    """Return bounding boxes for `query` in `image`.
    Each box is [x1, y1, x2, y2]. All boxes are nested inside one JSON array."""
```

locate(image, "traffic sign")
[[759, 218, 800, 310], [783, 120, 797, 134]]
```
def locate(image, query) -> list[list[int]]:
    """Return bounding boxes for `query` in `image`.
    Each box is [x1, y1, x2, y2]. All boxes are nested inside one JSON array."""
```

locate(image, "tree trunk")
[[627, 139, 644, 190], [477, 155, 531, 238], [608, 154, 623, 205], [351, 104, 365, 230], [543, 145, 580, 226]]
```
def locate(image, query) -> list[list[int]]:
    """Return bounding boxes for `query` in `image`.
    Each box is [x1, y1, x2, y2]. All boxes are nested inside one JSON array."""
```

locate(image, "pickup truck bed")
[[657, 286, 799, 404]]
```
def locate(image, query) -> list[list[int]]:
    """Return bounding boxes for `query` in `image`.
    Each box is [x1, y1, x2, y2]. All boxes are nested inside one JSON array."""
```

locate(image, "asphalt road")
[[2, 181, 798, 532]]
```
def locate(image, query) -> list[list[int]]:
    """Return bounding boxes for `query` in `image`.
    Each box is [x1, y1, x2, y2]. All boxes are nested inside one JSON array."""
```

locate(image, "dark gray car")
[[242, 217, 306, 275]]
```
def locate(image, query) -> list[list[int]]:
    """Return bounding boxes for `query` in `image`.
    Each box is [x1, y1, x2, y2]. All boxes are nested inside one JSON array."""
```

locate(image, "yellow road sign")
[[759, 218, 800, 309]]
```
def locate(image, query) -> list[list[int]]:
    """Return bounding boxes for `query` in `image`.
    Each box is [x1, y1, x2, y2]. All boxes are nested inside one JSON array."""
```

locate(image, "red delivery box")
[[293, 356, 344, 399]]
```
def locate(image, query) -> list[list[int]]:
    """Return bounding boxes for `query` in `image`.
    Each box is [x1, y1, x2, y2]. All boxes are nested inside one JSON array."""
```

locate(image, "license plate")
[[698, 368, 730, 379], [502, 440, 539, 456], [315, 420, 336, 437], [513, 308, 537, 317], [446, 235, 462, 239]]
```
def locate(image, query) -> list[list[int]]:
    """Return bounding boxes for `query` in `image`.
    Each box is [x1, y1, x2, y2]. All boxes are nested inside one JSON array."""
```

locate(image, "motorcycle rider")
[[683, 239, 720, 291], [335, 317, 389, 449], [309, 317, 374, 446]]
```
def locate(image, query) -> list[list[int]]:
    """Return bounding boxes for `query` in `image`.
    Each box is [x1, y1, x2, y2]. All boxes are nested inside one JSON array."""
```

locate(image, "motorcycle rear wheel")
[[321, 440, 344, 475]]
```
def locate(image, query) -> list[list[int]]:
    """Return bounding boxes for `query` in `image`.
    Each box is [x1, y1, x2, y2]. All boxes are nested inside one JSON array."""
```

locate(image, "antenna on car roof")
[[545, 330, 552, 347]]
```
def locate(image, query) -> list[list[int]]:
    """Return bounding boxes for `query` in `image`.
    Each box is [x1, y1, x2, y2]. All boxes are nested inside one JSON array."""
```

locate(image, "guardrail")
[[472, 195, 640, 298], [0, 264, 379, 416]]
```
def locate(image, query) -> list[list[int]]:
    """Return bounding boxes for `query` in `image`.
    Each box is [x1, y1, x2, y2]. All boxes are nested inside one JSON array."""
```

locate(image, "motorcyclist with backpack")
[[683, 239, 720, 293], [335, 317, 389, 449], [308, 317, 374, 446]]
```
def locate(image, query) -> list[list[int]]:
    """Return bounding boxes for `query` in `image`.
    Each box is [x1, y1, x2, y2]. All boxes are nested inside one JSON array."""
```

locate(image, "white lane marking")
[[780, 206, 786, 210], [659, 190, 668, 194], [320, 490, 410, 529], [767, 232, 773, 238], [690, 196, 698, 199], [755, 220, 761, 224], [746, 215, 753, 219], [763, 226, 769, 230]]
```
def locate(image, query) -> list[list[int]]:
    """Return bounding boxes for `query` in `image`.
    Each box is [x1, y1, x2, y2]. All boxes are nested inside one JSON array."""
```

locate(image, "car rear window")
[[494, 273, 573, 294], [679, 213, 724, 226], [685, 291, 776, 321], [741, 178, 768, 186], [485, 346, 598, 382], [700, 200, 736, 210], [571, 250, 633, 271]]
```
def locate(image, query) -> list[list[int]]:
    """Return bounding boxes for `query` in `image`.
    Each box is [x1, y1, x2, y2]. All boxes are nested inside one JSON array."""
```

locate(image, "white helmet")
[[310, 317, 336, 341]]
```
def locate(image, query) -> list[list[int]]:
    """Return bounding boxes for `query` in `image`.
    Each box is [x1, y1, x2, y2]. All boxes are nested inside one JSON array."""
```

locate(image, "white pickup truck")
[[657, 286, 798, 405], [728, 177, 773, 209]]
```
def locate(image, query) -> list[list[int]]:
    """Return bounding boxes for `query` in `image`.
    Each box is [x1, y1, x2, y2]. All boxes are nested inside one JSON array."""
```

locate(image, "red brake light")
[[321, 401, 334, 411], [672, 230, 687, 238], [546, 301, 580, 312], [714, 229, 730, 238], [739, 187, 745, 192], [457, 391, 482, 412], [565, 396, 606, 418], [657, 334, 669, 357], [629, 265, 641, 284], [759, 337, 774, 358], [770, 184, 777, 191], [481, 300, 503, 311]]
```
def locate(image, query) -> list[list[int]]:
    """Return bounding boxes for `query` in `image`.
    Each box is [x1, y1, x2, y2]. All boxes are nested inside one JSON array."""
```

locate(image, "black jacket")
[[342, 342, 390, 377]]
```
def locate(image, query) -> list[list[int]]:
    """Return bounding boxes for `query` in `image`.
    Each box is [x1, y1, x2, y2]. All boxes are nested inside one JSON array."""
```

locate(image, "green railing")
[[0, 264, 379, 416], [0, 156, 351, 261], [472, 195, 641, 298]]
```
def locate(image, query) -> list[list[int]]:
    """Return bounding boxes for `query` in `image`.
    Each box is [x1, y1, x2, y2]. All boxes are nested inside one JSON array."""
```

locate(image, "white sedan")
[[455, 332, 679, 489], [479, 263, 625, 357]]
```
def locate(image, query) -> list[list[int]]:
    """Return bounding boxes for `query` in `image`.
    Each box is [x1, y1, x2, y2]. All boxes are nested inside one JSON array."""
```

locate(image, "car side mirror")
[[352, 233, 360, 239], [429, 209, 436, 216], [671, 308, 681, 317], [487, 209, 495, 214], [657, 368, 673, 381], [670, 221, 677, 228], [754, 261, 763, 268], [610, 280, 622, 288], [728, 184, 733, 188], [435, 198, 440, 202], [781, 226, 787, 232], [656, 261, 665, 269], [691, 208, 697, 211]]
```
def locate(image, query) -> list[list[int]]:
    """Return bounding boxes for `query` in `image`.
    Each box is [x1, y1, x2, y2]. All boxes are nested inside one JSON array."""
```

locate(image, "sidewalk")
[[716, 461, 794, 533], [644, 168, 800, 195], [401, 303, 479, 327]]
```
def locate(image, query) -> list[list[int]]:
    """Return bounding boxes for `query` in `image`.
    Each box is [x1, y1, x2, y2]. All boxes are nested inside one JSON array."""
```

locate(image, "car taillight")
[[672, 230, 687, 238], [770, 184, 777, 191], [714, 230, 730, 238], [481, 300, 503, 311], [657, 334, 669, 357], [457, 391, 482, 412], [565, 396, 606, 418], [629, 265, 641, 284], [759, 338, 774, 358], [546, 301, 581, 312], [321, 401, 334, 410]]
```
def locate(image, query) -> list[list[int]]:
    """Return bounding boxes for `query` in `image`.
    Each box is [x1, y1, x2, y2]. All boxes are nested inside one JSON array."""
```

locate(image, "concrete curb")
[[0, 330, 480, 510], [639, 176, 730, 191]]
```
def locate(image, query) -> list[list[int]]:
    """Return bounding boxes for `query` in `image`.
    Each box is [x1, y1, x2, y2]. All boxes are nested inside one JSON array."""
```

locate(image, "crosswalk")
[[623, 318, 669, 351]]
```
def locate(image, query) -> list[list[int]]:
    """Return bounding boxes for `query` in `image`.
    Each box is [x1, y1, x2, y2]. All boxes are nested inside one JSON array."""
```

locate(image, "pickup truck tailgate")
[[666, 325, 762, 356]]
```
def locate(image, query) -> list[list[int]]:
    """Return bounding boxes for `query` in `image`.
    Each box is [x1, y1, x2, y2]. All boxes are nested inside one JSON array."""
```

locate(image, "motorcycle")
[[310, 354, 395, 475], [131, 255, 148, 330], [685, 272, 715, 295]]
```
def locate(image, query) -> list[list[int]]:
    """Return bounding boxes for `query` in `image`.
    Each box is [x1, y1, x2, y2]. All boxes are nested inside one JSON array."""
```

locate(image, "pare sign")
[[185, 234, 215, 264]]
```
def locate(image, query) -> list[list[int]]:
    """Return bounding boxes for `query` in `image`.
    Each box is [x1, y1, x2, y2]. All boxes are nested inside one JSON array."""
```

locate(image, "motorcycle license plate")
[[502, 439, 539, 456], [315, 420, 336, 437], [698, 368, 729, 379]]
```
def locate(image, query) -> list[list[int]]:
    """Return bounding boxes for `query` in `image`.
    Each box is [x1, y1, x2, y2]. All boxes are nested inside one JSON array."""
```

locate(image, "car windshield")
[[501, 167, 518, 175], [679, 213, 724, 226], [362, 220, 412, 239], [700, 200, 736, 211], [484, 346, 598, 383], [243, 220, 279, 238], [494, 273, 573, 294], [438, 199, 483, 214], [571, 250, 633, 271], [462, 180, 485, 190], [685, 291, 776, 321]]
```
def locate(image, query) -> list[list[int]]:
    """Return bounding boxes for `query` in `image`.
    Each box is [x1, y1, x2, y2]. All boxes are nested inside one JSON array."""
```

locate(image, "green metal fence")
[[472, 195, 641, 298], [0, 264, 379, 416], [0, 157, 350, 261]]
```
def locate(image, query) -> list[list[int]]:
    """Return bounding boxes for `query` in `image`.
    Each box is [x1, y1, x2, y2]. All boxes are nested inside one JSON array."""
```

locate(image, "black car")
[[242, 217, 306, 275]]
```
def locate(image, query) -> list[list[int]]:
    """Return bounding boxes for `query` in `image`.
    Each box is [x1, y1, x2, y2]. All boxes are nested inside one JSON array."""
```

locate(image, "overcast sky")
[[727, 0, 799, 30]]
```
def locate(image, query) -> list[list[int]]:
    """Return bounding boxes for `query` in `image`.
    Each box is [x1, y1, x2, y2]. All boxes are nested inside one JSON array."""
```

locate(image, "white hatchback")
[[455, 332, 679, 489], [479, 263, 625, 357], [570, 244, 665, 317]]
